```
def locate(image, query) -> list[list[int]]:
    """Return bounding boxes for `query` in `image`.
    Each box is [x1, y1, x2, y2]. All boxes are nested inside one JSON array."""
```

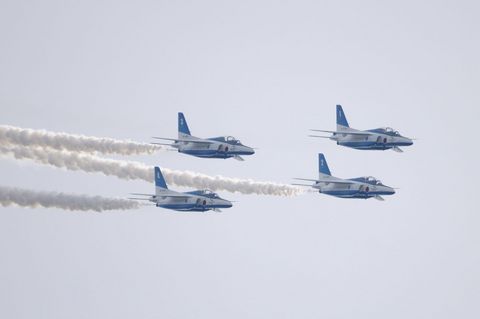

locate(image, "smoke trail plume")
[[0, 125, 162, 155], [0, 186, 139, 212], [0, 144, 302, 196]]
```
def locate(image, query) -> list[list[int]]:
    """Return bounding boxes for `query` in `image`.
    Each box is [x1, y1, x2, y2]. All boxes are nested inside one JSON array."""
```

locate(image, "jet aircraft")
[[152, 113, 255, 161], [293, 154, 395, 200], [130, 166, 233, 212], [310, 105, 414, 152]]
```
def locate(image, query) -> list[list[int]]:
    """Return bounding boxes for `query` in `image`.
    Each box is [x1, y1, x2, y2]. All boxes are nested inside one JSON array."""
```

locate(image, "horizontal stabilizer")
[[130, 193, 154, 196], [293, 178, 318, 182], [291, 183, 314, 187], [151, 142, 175, 146], [152, 137, 178, 141]]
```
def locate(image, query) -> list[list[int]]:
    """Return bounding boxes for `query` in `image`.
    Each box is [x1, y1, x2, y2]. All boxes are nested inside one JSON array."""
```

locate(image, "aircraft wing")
[[157, 193, 195, 199], [130, 192, 194, 199], [293, 178, 353, 184], [151, 137, 178, 141], [308, 135, 332, 138], [310, 129, 373, 136], [152, 137, 214, 144], [316, 179, 355, 184]]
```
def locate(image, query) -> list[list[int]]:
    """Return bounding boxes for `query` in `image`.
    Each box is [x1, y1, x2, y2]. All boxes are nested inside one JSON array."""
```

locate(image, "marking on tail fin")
[[336, 105, 349, 128], [318, 153, 331, 176], [178, 112, 191, 136], [154, 166, 168, 189]]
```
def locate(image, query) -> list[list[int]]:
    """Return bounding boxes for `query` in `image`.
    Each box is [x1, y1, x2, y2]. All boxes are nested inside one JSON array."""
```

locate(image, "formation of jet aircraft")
[[310, 105, 414, 152], [293, 154, 395, 201], [130, 105, 413, 211], [152, 113, 255, 161], [130, 167, 233, 212]]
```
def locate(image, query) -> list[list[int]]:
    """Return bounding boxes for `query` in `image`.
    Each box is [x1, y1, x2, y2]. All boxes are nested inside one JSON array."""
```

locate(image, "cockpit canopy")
[[226, 136, 242, 145], [366, 176, 383, 185], [186, 189, 220, 198], [209, 136, 243, 145], [371, 127, 401, 136], [202, 189, 220, 198], [384, 127, 401, 136]]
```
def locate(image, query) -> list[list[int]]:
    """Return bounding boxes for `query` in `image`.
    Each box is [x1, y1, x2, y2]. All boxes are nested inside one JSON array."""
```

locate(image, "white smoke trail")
[[0, 144, 302, 196], [0, 186, 139, 212], [0, 125, 163, 155]]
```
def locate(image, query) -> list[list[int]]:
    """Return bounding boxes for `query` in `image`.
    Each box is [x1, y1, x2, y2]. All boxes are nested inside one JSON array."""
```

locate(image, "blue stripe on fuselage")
[[158, 203, 231, 211], [321, 189, 393, 198], [338, 141, 411, 150], [181, 150, 253, 158]]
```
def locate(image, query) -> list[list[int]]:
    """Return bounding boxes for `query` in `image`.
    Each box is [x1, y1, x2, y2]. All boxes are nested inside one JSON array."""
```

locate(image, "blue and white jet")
[[152, 113, 255, 161], [310, 105, 414, 152], [130, 166, 233, 212], [293, 154, 395, 200]]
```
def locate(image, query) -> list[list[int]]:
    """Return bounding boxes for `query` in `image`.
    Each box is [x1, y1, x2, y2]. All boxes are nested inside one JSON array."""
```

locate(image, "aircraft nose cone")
[[403, 138, 413, 146], [226, 201, 233, 208], [388, 187, 396, 195], [245, 147, 255, 155]]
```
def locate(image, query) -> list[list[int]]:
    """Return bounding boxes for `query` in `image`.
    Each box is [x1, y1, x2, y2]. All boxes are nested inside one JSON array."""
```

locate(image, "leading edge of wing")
[[152, 137, 213, 144], [293, 178, 353, 184], [309, 129, 372, 136]]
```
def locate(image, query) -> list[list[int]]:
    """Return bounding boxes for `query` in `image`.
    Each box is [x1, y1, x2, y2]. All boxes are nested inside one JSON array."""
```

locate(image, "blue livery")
[[310, 105, 414, 152]]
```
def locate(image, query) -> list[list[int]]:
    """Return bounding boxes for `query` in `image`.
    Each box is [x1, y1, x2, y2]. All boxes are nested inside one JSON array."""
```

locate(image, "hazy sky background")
[[1, 1, 479, 318]]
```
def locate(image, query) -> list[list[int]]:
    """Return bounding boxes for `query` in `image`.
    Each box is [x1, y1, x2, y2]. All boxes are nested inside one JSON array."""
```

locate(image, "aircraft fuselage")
[[312, 179, 395, 199], [332, 129, 413, 151]]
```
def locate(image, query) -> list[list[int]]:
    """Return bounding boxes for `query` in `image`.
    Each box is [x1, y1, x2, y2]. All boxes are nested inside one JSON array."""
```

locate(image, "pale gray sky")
[[0, 1, 479, 318]]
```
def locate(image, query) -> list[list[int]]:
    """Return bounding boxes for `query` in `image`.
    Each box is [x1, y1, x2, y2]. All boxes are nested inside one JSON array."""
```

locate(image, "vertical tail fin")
[[178, 112, 191, 137], [336, 105, 349, 130], [154, 166, 168, 189], [318, 153, 331, 176]]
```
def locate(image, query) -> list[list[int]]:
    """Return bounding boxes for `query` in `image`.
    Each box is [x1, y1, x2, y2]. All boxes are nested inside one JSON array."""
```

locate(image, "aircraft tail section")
[[318, 153, 331, 176], [154, 166, 168, 193], [178, 112, 191, 137], [336, 105, 350, 130]]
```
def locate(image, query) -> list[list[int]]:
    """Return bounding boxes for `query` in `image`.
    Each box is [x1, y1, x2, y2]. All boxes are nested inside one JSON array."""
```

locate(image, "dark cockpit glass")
[[204, 189, 219, 198], [366, 176, 383, 185], [226, 136, 242, 145], [385, 127, 401, 136]]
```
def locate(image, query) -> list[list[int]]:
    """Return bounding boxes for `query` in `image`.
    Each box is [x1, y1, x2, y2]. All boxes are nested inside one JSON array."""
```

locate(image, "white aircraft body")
[[310, 105, 414, 152], [152, 113, 255, 161], [131, 167, 233, 212], [294, 154, 396, 200]]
